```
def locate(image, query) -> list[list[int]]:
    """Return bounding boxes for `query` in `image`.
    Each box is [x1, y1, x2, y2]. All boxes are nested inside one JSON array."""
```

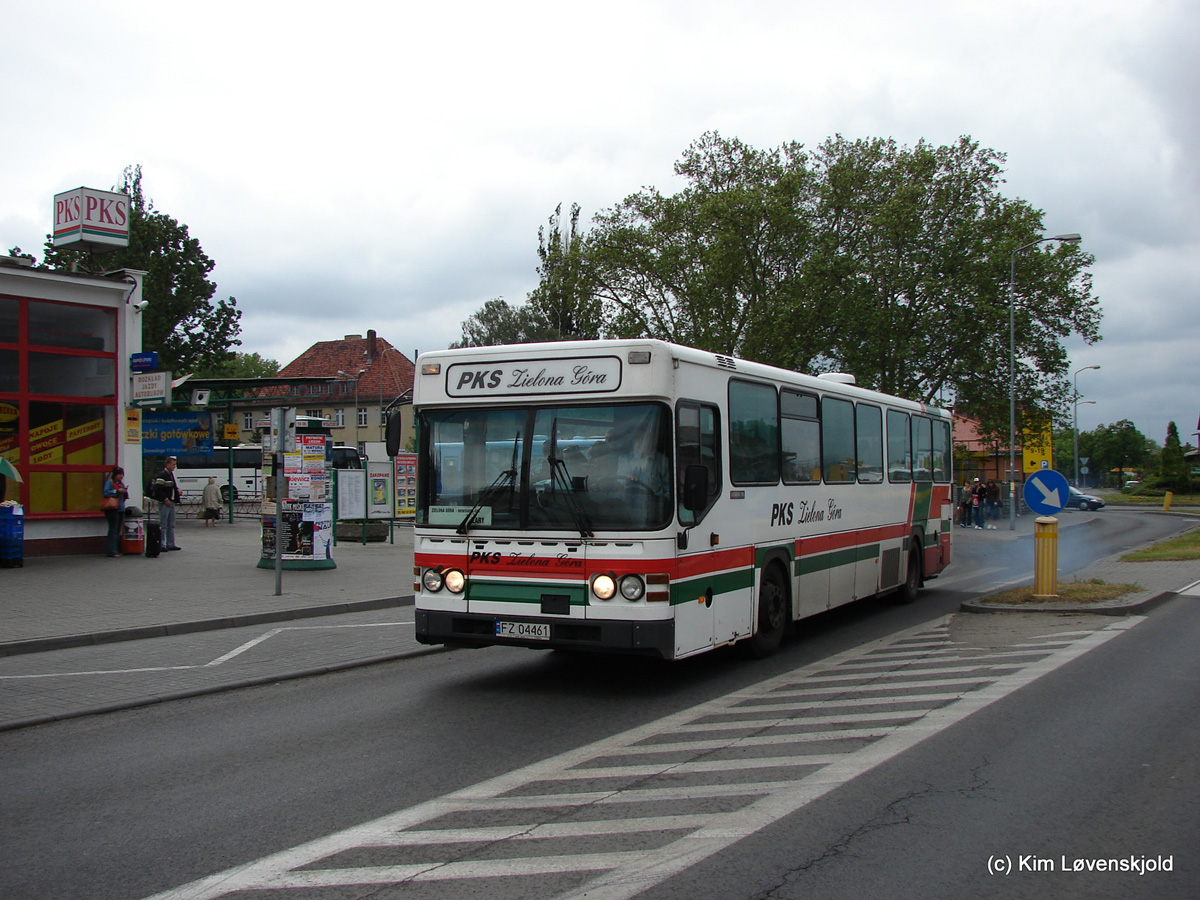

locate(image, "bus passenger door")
[[674, 548, 716, 656], [674, 544, 753, 655]]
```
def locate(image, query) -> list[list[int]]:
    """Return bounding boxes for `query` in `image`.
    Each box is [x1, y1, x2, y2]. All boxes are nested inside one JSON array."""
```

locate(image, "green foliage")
[[589, 133, 821, 359], [451, 298, 560, 348], [525, 203, 603, 341], [452, 204, 603, 348], [1159, 421, 1186, 489], [1085, 419, 1153, 487], [39, 165, 242, 375], [194, 351, 279, 379]]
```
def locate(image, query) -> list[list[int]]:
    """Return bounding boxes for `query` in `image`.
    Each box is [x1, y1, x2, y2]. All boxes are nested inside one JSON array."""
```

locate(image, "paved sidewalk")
[[0, 516, 415, 656]]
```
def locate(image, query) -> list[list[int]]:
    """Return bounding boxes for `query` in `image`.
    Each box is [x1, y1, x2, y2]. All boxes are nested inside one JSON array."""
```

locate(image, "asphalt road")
[[1, 510, 1196, 900]]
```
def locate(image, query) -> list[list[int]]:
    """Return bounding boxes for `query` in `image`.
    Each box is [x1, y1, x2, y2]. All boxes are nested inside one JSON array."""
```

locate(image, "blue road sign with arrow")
[[1024, 469, 1070, 516]]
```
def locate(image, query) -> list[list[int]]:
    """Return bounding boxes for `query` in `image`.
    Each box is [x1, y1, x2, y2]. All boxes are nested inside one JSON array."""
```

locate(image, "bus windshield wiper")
[[456, 434, 520, 535], [546, 419, 594, 538]]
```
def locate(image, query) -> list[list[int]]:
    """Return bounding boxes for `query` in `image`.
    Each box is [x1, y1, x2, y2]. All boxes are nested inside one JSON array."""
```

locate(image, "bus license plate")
[[495, 621, 551, 640]]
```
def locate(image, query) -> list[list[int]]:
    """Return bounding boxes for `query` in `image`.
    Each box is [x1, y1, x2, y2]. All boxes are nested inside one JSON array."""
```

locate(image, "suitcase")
[[145, 521, 162, 558]]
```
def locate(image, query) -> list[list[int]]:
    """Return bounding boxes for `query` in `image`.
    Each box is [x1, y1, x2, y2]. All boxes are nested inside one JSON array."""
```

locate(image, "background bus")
[[165, 446, 264, 502]]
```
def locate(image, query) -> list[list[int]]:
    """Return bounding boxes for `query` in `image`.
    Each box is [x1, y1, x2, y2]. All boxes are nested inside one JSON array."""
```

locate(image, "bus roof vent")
[[817, 372, 857, 385], [714, 354, 737, 370]]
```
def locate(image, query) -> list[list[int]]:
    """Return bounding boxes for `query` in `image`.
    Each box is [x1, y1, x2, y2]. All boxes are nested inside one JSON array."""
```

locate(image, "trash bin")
[[0, 503, 24, 568], [121, 516, 145, 555]]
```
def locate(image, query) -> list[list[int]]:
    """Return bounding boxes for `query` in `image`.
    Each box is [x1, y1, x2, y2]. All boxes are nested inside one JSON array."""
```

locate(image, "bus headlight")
[[443, 569, 466, 594], [619, 574, 646, 601], [422, 569, 444, 593], [592, 574, 616, 600]]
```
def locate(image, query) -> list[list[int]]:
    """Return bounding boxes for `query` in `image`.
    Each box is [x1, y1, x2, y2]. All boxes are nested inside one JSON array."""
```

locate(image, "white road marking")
[[141, 614, 1144, 900], [0, 622, 412, 680]]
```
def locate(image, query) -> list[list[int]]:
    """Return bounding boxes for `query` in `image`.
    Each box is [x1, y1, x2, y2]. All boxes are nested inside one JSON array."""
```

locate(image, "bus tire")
[[897, 543, 922, 604], [220, 484, 238, 503], [744, 562, 789, 659]]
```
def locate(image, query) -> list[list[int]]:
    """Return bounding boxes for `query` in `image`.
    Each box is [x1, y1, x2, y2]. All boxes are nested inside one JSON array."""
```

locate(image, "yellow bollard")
[[1032, 516, 1059, 600], [1163, 491, 1174, 512]]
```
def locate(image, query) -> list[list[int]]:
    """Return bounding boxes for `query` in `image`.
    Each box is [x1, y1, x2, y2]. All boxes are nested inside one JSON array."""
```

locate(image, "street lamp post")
[[338, 369, 365, 450], [1008, 233, 1081, 530], [1073, 365, 1100, 487]]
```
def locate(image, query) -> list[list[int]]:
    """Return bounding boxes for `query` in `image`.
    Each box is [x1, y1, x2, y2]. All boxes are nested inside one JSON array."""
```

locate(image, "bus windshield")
[[419, 403, 672, 533]]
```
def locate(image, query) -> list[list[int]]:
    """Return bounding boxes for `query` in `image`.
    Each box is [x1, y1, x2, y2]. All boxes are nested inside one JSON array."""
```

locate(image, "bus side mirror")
[[385, 412, 403, 458], [683, 465, 708, 513]]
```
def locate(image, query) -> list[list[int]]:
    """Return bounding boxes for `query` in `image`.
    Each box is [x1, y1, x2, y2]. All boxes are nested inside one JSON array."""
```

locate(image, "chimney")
[[367, 329, 377, 363]]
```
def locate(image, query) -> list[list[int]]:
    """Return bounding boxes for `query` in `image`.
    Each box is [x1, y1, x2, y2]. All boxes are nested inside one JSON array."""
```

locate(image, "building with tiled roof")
[[228, 330, 415, 456]]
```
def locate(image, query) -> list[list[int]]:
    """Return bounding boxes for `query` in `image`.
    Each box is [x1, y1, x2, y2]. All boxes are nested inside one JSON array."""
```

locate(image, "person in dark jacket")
[[152, 457, 183, 551]]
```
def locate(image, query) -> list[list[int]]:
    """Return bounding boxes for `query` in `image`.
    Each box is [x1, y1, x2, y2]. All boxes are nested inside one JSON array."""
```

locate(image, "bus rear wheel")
[[743, 563, 788, 658], [220, 484, 238, 503]]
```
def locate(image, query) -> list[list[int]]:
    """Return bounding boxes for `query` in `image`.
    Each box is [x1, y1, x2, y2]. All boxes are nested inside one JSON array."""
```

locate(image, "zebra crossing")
[[145, 614, 1141, 900]]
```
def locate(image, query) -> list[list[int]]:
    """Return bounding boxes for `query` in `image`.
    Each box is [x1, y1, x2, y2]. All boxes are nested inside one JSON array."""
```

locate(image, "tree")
[[805, 136, 1098, 440], [39, 165, 242, 374], [585, 133, 1099, 432], [452, 204, 604, 348], [451, 298, 560, 348], [194, 351, 279, 379], [524, 203, 603, 341], [1160, 421, 1187, 490], [1090, 420, 1152, 486], [588, 133, 822, 359]]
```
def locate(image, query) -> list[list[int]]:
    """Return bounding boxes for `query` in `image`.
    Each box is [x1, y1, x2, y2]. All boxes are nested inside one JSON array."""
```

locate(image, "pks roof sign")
[[53, 187, 130, 251]]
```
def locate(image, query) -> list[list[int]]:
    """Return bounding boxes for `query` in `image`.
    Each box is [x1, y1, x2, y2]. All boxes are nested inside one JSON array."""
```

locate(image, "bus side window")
[[729, 380, 779, 485], [856, 404, 883, 484], [912, 416, 933, 483], [677, 401, 720, 525], [781, 389, 819, 485], [932, 419, 951, 483], [887, 409, 912, 483], [821, 397, 856, 484]]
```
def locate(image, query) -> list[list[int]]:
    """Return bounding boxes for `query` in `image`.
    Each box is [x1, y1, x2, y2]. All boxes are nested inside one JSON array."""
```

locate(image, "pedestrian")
[[985, 479, 1001, 528], [959, 484, 972, 527], [152, 456, 183, 551], [101, 466, 129, 557], [201, 476, 222, 527], [971, 477, 986, 529]]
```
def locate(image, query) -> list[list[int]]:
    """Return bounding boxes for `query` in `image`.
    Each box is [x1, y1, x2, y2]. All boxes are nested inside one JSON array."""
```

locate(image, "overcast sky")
[[2, 0, 1197, 448]]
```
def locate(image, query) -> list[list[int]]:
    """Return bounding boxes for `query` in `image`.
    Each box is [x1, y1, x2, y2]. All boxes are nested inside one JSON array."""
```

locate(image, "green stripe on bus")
[[795, 546, 859, 577], [670, 567, 755, 605]]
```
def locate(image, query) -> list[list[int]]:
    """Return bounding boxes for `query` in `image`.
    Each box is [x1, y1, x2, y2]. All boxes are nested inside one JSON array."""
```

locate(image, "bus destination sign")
[[446, 356, 622, 397]]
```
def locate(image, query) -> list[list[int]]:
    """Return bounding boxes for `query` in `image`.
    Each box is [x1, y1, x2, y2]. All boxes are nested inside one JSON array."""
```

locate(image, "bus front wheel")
[[897, 544, 922, 604], [220, 484, 238, 503], [743, 562, 788, 659]]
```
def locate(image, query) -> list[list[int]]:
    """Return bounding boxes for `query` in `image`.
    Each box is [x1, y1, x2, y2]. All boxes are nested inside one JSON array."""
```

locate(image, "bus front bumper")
[[416, 609, 675, 659]]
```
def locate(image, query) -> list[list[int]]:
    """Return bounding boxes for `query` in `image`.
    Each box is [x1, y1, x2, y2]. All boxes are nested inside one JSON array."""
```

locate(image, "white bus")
[[169, 446, 265, 501], [412, 340, 953, 660]]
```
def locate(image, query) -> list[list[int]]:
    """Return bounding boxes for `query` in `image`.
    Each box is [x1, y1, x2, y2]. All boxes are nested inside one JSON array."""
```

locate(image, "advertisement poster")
[[141, 411, 214, 455], [394, 452, 417, 517], [367, 461, 392, 519], [261, 501, 333, 561]]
